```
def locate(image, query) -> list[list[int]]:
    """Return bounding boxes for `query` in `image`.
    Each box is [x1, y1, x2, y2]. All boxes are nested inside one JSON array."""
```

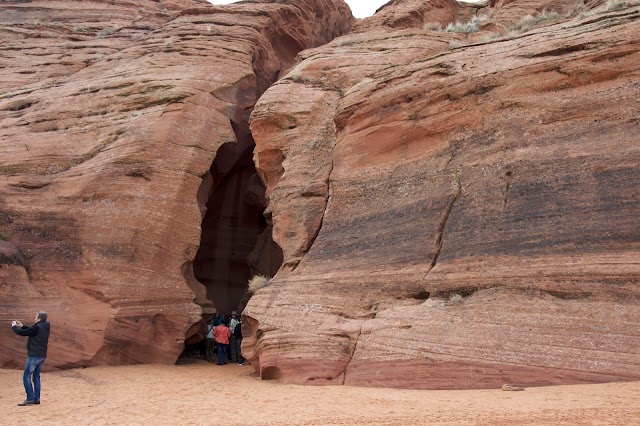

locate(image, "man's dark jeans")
[[23, 356, 45, 401], [229, 336, 237, 362], [235, 337, 244, 363], [216, 342, 228, 365], [205, 338, 215, 362]]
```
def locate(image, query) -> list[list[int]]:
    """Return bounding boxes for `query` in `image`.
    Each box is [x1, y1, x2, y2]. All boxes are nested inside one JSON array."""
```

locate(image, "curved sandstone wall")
[[0, 0, 354, 369], [244, 0, 640, 388]]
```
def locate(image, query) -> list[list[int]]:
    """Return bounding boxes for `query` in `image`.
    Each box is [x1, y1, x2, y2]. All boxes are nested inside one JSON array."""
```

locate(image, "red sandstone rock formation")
[[0, 0, 354, 369], [1, 0, 639, 391], [244, 0, 640, 388]]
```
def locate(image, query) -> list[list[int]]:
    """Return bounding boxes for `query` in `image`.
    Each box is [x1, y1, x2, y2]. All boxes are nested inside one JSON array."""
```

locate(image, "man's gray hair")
[[37, 311, 47, 322]]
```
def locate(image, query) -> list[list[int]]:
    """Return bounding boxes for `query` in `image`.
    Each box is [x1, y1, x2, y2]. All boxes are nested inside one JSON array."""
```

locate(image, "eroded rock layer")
[[0, 0, 354, 369], [244, 0, 640, 388]]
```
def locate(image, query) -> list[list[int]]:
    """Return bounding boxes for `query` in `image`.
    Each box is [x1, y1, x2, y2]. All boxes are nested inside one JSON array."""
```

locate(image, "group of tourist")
[[206, 311, 244, 365]]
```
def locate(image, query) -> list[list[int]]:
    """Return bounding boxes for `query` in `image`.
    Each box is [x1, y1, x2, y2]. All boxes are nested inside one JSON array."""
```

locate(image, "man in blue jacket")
[[11, 311, 51, 406]]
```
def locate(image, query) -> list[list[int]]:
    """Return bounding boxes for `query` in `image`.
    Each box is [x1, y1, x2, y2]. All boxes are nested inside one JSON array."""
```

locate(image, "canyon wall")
[[0, 0, 354, 369], [1, 0, 638, 390], [244, 0, 640, 388]]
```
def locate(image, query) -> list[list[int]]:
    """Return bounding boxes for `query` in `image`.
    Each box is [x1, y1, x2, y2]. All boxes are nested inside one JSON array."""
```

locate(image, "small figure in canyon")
[[205, 317, 216, 363], [233, 317, 244, 366], [229, 311, 240, 363], [213, 320, 231, 365], [10, 311, 51, 406]]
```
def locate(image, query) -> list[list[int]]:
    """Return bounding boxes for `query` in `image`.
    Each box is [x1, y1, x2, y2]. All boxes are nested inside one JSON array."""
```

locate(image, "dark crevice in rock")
[[274, 338, 281, 370], [522, 42, 608, 58], [2, 98, 36, 112], [261, 365, 283, 380], [426, 169, 463, 276], [431, 287, 480, 299], [193, 114, 282, 316], [540, 289, 594, 300], [255, 328, 265, 341], [339, 323, 363, 385], [411, 290, 431, 300], [503, 169, 512, 213], [9, 179, 51, 189], [335, 309, 377, 320]]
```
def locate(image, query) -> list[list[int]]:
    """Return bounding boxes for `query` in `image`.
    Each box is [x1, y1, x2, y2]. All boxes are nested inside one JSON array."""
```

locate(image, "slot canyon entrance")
[[178, 104, 286, 362], [193, 113, 283, 317]]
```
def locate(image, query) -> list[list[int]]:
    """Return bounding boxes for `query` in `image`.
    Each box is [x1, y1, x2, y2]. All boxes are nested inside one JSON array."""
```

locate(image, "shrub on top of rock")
[[444, 16, 485, 34], [510, 9, 561, 33]]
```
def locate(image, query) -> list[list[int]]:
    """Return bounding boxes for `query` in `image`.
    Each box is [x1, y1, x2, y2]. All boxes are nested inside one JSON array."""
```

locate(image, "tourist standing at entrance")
[[205, 318, 216, 362], [213, 321, 231, 365], [233, 317, 244, 365], [228, 311, 240, 363], [213, 313, 224, 326], [11, 311, 51, 406]]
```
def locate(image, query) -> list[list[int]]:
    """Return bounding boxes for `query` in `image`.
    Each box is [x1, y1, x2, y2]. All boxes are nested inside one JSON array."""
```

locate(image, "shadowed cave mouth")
[[179, 112, 283, 360]]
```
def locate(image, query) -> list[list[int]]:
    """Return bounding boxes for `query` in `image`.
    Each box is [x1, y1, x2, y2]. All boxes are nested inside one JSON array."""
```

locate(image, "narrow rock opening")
[[193, 112, 283, 315], [178, 111, 282, 362]]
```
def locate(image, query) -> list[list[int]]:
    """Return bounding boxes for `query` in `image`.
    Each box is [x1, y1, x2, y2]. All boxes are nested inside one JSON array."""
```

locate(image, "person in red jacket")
[[213, 321, 231, 365]]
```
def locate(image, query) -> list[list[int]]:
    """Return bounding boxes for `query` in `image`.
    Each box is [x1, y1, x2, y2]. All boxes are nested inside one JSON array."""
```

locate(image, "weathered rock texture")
[[0, 0, 354, 369], [1, 0, 639, 390], [244, 0, 640, 388]]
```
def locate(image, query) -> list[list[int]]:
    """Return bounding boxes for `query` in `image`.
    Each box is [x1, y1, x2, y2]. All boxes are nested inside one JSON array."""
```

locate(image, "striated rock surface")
[[1, 0, 639, 390], [0, 0, 354, 369], [244, 0, 640, 388]]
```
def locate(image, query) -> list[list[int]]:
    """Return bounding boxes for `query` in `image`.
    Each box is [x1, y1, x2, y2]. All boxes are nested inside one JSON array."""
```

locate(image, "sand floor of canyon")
[[0, 361, 639, 425]]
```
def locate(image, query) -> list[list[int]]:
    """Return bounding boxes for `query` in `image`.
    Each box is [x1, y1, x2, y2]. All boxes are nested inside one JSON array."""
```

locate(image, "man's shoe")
[[34, 400, 40, 405], [17, 400, 36, 406]]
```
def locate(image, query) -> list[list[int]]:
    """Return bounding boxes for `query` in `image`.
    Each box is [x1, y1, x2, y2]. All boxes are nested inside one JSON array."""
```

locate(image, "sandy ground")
[[1, 361, 639, 425]]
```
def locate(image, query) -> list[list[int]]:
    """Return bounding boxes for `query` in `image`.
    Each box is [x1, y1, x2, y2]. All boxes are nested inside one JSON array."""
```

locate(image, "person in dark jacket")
[[11, 311, 50, 406]]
